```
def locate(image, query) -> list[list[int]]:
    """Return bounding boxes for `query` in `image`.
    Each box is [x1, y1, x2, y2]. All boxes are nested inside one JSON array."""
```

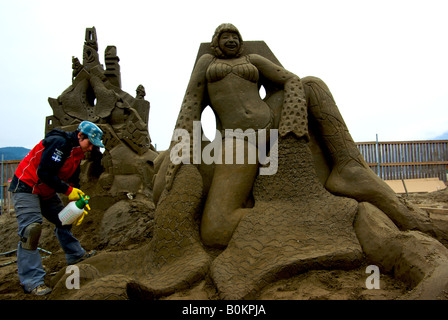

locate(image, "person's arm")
[[67, 164, 81, 189], [249, 54, 309, 139], [37, 135, 72, 195]]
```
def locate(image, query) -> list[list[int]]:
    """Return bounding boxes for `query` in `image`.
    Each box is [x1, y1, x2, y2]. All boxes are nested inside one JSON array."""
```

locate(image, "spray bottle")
[[58, 194, 90, 225]]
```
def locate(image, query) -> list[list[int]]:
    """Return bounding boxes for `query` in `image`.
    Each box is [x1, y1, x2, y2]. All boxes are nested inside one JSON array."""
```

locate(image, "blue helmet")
[[78, 121, 104, 148]]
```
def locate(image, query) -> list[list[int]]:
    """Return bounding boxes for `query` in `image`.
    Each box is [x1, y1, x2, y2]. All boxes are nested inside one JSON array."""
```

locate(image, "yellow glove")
[[74, 204, 91, 226], [67, 188, 85, 201]]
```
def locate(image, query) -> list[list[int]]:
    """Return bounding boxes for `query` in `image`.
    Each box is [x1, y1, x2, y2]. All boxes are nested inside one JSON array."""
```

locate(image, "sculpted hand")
[[166, 143, 191, 191], [166, 162, 181, 191]]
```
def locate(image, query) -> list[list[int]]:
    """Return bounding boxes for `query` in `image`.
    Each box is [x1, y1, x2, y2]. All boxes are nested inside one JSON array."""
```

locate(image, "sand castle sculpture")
[[51, 24, 448, 300], [45, 27, 158, 209]]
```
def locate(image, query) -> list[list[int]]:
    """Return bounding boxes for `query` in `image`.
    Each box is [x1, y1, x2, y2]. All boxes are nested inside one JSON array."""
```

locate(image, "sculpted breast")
[[206, 57, 259, 83]]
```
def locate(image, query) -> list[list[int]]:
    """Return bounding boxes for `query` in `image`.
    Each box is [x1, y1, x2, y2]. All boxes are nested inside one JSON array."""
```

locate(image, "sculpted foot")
[[325, 156, 433, 234], [201, 208, 249, 248]]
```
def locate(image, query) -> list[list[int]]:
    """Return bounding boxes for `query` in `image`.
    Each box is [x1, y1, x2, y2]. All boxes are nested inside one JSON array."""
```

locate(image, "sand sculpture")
[[45, 27, 158, 209], [51, 24, 448, 300]]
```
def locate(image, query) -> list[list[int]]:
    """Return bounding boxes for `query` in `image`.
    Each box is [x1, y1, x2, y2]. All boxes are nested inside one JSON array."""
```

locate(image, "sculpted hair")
[[211, 23, 244, 58]]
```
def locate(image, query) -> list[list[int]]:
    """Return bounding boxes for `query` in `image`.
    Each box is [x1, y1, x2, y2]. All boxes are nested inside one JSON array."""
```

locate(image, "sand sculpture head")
[[210, 23, 244, 58]]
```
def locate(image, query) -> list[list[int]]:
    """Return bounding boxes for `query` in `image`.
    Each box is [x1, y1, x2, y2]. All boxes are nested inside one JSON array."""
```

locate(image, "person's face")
[[78, 132, 94, 153], [219, 32, 240, 57]]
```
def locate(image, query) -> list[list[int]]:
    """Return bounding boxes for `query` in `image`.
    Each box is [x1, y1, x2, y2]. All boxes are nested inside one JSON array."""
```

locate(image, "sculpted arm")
[[165, 53, 213, 190], [249, 54, 309, 139]]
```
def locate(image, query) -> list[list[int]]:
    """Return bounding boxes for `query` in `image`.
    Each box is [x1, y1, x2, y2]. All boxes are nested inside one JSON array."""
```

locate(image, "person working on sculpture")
[[166, 23, 308, 247], [8, 121, 104, 295]]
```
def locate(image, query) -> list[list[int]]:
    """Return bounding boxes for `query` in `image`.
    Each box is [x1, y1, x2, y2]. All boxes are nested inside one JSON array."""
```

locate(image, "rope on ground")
[[0, 249, 17, 256], [0, 248, 52, 267]]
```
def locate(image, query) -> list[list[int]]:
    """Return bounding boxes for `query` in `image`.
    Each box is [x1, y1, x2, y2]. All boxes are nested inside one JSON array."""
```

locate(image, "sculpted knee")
[[301, 76, 330, 91], [302, 76, 333, 108], [21, 222, 42, 250]]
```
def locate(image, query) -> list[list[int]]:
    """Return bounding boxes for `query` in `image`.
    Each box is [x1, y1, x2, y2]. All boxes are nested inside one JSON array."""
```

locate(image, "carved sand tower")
[[45, 27, 158, 209]]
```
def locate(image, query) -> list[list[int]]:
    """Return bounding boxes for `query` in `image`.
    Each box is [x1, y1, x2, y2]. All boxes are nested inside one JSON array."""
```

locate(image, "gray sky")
[[1, 0, 447, 151]]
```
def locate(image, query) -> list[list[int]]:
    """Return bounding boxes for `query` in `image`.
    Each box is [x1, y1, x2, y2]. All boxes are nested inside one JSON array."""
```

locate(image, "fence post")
[[375, 134, 381, 178], [1, 154, 3, 215]]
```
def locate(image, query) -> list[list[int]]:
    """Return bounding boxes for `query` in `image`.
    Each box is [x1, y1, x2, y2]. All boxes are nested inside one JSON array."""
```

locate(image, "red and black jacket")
[[9, 129, 85, 199]]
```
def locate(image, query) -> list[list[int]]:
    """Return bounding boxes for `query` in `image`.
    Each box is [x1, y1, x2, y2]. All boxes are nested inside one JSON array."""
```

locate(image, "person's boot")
[[30, 284, 52, 296]]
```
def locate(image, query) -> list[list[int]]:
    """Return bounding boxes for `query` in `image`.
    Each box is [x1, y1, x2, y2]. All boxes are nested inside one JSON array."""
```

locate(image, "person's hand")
[[74, 204, 91, 226], [67, 188, 85, 201]]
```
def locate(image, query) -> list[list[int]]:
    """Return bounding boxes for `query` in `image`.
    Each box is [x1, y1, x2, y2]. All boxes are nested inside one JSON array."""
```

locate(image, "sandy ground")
[[0, 187, 447, 301]]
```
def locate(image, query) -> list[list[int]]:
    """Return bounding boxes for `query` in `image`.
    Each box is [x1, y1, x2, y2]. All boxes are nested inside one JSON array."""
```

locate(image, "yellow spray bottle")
[[58, 194, 90, 225]]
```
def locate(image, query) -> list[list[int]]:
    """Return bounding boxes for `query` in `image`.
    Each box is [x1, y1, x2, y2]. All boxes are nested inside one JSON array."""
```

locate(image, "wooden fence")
[[356, 140, 448, 182], [1, 160, 20, 214]]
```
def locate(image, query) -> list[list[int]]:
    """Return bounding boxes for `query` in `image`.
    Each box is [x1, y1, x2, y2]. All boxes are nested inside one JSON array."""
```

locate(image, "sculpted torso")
[[206, 55, 272, 130]]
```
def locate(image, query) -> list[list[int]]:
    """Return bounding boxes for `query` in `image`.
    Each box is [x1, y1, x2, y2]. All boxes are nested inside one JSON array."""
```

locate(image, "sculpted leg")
[[303, 76, 433, 234], [201, 138, 258, 248], [355, 202, 448, 299]]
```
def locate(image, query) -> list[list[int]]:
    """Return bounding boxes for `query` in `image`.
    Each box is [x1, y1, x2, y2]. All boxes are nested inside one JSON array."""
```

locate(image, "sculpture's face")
[[219, 32, 240, 58]]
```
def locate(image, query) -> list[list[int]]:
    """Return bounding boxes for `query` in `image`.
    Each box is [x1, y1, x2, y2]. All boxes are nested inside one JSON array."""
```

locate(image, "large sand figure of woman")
[[155, 23, 435, 248]]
